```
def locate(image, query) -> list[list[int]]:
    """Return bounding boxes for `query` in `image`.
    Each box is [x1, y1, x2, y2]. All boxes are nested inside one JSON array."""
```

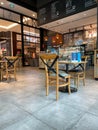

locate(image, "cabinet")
[[94, 50, 98, 79]]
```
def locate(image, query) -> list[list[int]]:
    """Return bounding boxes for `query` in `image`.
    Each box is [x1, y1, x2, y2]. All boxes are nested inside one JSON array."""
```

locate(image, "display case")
[[94, 49, 98, 79]]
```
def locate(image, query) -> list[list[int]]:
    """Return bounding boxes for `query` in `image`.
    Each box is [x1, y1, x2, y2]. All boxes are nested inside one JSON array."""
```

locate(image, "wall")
[[38, 0, 97, 26], [8, 0, 37, 11], [37, 0, 53, 8]]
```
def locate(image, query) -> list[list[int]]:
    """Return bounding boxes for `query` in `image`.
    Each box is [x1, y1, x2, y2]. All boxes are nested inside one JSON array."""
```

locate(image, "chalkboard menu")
[[38, 5, 51, 25], [51, 0, 66, 20], [38, 0, 97, 26], [65, 0, 83, 15], [38, 8, 47, 25], [51, 1, 60, 19], [8, 0, 37, 11], [85, 0, 97, 8]]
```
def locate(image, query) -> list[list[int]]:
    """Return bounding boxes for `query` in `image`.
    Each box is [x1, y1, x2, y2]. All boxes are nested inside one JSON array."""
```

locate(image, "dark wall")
[[37, 0, 53, 8], [8, 0, 54, 10], [38, 0, 97, 26], [8, 0, 37, 11]]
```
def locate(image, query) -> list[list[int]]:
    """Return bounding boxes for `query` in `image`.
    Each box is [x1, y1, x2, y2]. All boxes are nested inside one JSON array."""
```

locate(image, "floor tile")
[[71, 113, 98, 130], [34, 102, 85, 130]]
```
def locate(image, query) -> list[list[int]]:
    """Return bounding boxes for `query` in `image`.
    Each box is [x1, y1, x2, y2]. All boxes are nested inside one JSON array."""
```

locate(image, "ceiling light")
[[32, 14, 35, 17], [83, 13, 87, 16], [0, 2, 4, 5], [0, 23, 18, 29]]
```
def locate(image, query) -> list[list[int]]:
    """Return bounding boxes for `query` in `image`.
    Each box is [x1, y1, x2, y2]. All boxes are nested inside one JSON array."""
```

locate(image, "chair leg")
[[83, 78, 85, 86], [14, 70, 17, 81], [46, 78, 49, 96], [1, 71, 3, 81], [6, 71, 9, 82], [77, 75, 79, 88], [68, 77, 71, 94], [56, 84, 59, 101], [56, 78, 59, 100], [74, 78, 76, 85], [46, 85, 49, 96]]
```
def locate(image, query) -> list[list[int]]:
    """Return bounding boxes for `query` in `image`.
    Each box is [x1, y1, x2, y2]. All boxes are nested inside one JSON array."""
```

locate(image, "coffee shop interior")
[[0, 0, 98, 130]]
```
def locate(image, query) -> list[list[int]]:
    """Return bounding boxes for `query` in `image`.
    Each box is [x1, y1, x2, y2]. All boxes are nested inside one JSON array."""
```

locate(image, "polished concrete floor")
[[0, 67, 98, 130]]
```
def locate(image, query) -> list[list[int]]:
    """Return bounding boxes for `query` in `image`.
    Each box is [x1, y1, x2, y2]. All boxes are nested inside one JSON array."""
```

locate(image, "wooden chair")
[[3, 56, 19, 81], [68, 56, 88, 88], [0, 61, 7, 81], [40, 53, 71, 100]]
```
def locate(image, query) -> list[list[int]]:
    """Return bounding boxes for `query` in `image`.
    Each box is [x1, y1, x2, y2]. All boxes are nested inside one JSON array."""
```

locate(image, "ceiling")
[[0, 0, 97, 35], [0, 0, 37, 18], [0, 19, 21, 32], [40, 7, 97, 34], [0, 0, 37, 33]]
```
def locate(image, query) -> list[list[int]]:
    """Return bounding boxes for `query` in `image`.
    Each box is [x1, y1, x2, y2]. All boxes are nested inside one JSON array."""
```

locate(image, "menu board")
[[51, 1, 60, 19], [65, 0, 83, 15], [85, 0, 97, 8], [38, 7, 47, 25], [38, 0, 97, 26], [51, 0, 66, 20], [38, 5, 51, 25], [66, 0, 76, 14]]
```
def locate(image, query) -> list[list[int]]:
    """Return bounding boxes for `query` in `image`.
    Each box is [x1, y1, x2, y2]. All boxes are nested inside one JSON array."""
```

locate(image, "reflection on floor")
[[0, 67, 98, 130]]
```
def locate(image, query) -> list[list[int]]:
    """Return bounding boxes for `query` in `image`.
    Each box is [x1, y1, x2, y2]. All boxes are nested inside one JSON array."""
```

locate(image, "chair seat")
[[59, 71, 70, 77], [68, 69, 82, 72], [49, 71, 70, 78]]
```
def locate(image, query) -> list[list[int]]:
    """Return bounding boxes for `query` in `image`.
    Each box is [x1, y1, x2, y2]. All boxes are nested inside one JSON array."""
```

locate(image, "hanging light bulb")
[[56, 33, 59, 40], [44, 36, 48, 41]]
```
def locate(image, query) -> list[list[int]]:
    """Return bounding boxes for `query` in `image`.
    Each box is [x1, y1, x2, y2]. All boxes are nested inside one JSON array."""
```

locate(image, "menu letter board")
[[85, 0, 97, 8], [38, 0, 97, 26], [38, 8, 47, 25], [51, 0, 66, 20], [65, 0, 84, 15]]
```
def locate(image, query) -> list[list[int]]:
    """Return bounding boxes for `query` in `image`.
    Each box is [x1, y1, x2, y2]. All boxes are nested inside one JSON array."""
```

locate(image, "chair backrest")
[[5, 56, 19, 70], [81, 56, 88, 71], [40, 53, 59, 77]]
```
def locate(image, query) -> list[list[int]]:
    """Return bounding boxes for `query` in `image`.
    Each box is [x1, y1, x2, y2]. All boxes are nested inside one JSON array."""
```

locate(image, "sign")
[[51, 0, 66, 20], [85, 0, 97, 8], [38, 7, 47, 25], [38, 0, 97, 26]]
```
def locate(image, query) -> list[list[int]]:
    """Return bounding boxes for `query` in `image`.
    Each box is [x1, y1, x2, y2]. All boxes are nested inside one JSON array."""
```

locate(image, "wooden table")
[[59, 60, 86, 73]]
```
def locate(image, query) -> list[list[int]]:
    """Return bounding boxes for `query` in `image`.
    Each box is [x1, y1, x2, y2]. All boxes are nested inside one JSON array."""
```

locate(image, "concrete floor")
[[0, 67, 98, 130]]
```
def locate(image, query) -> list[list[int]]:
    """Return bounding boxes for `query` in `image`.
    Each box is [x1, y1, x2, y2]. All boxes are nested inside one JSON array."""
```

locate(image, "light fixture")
[[0, 23, 18, 29], [0, 2, 4, 5], [32, 14, 35, 17], [56, 33, 59, 40], [44, 36, 48, 41]]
